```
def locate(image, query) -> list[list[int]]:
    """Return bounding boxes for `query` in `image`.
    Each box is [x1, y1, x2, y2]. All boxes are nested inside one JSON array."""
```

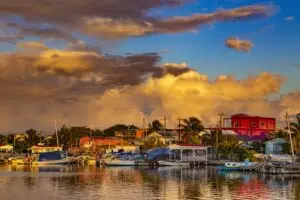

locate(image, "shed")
[[265, 138, 288, 155]]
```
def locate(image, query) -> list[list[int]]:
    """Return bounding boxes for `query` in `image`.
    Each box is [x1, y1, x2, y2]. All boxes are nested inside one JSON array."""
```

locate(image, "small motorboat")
[[33, 151, 72, 165], [217, 160, 256, 171], [101, 153, 146, 166]]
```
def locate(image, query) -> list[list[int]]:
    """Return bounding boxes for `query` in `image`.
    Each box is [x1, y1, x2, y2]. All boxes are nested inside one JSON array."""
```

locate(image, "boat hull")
[[33, 158, 72, 165], [158, 161, 189, 166]]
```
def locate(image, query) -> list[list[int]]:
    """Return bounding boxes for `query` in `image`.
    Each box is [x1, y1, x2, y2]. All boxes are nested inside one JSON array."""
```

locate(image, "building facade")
[[222, 113, 276, 139]]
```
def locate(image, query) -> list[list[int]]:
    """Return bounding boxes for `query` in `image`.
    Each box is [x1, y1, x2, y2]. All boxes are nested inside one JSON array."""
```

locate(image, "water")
[[0, 165, 300, 200]]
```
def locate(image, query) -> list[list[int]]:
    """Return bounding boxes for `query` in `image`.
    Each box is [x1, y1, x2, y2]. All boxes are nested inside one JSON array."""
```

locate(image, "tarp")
[[38, 151, 64, 161], [147, 147, 172, 160]]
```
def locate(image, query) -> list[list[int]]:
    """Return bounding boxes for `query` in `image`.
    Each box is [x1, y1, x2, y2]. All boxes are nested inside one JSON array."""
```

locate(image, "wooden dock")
[[257, 164, 300, 174]]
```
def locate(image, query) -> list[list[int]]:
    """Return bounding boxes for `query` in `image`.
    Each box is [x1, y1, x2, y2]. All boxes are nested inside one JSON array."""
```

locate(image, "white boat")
[[33, 158, 72, 165], [33, 151, 72, 166], [101, 153, 146, 166]]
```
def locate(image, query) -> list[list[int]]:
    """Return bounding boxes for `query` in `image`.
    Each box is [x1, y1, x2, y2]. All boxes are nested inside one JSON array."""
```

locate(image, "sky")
[[0, 0, 299, 133]]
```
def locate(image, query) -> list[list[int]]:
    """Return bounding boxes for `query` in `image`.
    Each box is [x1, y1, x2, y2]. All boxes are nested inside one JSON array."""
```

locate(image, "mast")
[[286, 112, 295, 163], [55, 120, 59, 147]]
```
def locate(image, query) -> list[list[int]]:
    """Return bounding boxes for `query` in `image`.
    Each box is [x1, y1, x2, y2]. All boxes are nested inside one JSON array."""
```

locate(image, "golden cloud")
[[17, 41, 49, 52], [225, 37, 254, 52], [34, 50, 101, 74]]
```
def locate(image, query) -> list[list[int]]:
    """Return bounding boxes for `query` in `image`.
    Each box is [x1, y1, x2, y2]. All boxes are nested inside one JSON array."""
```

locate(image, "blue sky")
[[110, 0, 299, 94], [0, 0, 299, 94]]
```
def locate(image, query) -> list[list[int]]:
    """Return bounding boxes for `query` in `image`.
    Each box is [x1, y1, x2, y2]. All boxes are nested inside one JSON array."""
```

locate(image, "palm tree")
[[291, 113, 300, 134], [58, 125, 72, 150], [290, 113, 300, 153], [148, 120, 163, 132], [181, 117, 204, 143], [25, 129, 38, 147]]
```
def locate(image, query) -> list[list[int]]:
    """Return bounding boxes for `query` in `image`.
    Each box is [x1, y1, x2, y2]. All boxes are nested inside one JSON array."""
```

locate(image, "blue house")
[[265, 138, 288, 154]]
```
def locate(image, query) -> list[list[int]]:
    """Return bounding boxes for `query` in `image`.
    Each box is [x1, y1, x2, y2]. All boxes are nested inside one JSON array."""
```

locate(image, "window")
[[251, 122, 256, 127], [260, 122, 265, 126], [234, 123, 239, 127]]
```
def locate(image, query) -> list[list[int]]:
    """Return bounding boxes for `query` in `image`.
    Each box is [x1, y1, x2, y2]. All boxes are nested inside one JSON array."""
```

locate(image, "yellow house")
[[29, 145, 63, 154], [14, 133, 27, 142]]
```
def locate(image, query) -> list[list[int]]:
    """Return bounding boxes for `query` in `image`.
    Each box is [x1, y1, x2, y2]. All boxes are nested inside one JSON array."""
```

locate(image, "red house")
[[222, 114, 276, 139]]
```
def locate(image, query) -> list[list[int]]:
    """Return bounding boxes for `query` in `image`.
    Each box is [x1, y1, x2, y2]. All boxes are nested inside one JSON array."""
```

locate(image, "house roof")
[[265, 138, 287, 144], [169, 144, 210, 150]]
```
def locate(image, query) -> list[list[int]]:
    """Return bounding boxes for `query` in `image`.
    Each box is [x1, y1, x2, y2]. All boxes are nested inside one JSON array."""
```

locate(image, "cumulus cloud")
[[0, 45, 295, 132], [225, 37, 254, 52]]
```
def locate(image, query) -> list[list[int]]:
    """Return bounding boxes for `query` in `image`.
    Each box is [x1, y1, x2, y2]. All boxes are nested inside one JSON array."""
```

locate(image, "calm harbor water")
[[0, 165, 300, 200]]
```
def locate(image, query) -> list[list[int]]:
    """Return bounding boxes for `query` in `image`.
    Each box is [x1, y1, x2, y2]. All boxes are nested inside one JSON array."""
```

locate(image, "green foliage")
[[189, 135, 201, 144], [218, 135, 255, 162], [250, 141, 264, 153], [148, 120, 163, 132], [290, 113, 300, 153], [181, 117, 204, 142], [14, 141, 29, 153], [103, 124, 139, 137], [6, 133, 14, 144], [25, 129, 39, 147], [142, 136, 165, 150], [103, 124, 127, 136], [0, 135, 6, 145]]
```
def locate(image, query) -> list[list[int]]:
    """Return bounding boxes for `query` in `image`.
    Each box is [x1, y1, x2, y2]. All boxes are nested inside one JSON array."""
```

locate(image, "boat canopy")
[[38, 151, 64, 162], [147, 147, 172, 160]]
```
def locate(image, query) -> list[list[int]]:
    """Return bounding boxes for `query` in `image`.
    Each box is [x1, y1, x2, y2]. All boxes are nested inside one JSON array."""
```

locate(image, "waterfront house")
[[265, 138, 288, 155], [79, 136, 127, 149], [14, 132, 28, 142], [0, 144, 13, 152], [28, 145, 63, 154], [222, 113, 276, 140]]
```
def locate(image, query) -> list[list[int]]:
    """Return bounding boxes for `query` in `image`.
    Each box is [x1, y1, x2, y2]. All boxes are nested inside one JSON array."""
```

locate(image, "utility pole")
[[177, 117, 183, 143], [286, 112, 295, 163], [143, 117, 147, 139], [216, 113, 224, 160], [161, 116, 167, 143]]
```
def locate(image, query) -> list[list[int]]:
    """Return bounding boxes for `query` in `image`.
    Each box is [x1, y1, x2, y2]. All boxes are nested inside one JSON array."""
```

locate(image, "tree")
[[290, 113, 300, 153], [218, 135, 255, 161], [103, 124, 128, 136], [0, 135, 6, 145], [148, 120, 163, 132], [25, 129, 39, 147], [181, 117, 204, 143], [58, 125, 72, 150]]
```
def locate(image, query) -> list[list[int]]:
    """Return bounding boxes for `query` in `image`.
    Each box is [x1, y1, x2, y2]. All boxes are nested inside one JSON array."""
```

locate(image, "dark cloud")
[[5, 22, 76, 42], [0, 1, 274, 39]]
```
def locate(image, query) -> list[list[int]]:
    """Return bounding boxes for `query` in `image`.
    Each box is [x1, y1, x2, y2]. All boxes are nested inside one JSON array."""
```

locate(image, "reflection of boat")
[[11, 157, 24, 165], [33, 151, 72, 165], [157, 160, 189, 166]]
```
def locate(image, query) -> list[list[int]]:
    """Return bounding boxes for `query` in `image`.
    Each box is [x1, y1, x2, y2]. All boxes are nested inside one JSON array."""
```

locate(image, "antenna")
[[55, 119, 59, 147]]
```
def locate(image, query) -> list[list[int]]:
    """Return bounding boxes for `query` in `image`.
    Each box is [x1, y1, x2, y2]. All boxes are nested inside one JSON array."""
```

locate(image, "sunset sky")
[[0, 0, 299, 132]]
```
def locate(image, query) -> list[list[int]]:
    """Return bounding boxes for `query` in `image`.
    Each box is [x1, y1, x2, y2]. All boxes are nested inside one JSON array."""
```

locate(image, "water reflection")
[[0, 165, 300, 200]]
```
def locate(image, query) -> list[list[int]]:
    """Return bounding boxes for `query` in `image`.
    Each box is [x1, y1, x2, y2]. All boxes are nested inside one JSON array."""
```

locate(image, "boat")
[[217, 160, 256, 171], [101, 153, 146, 166], [33, 151, 72, 165]]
